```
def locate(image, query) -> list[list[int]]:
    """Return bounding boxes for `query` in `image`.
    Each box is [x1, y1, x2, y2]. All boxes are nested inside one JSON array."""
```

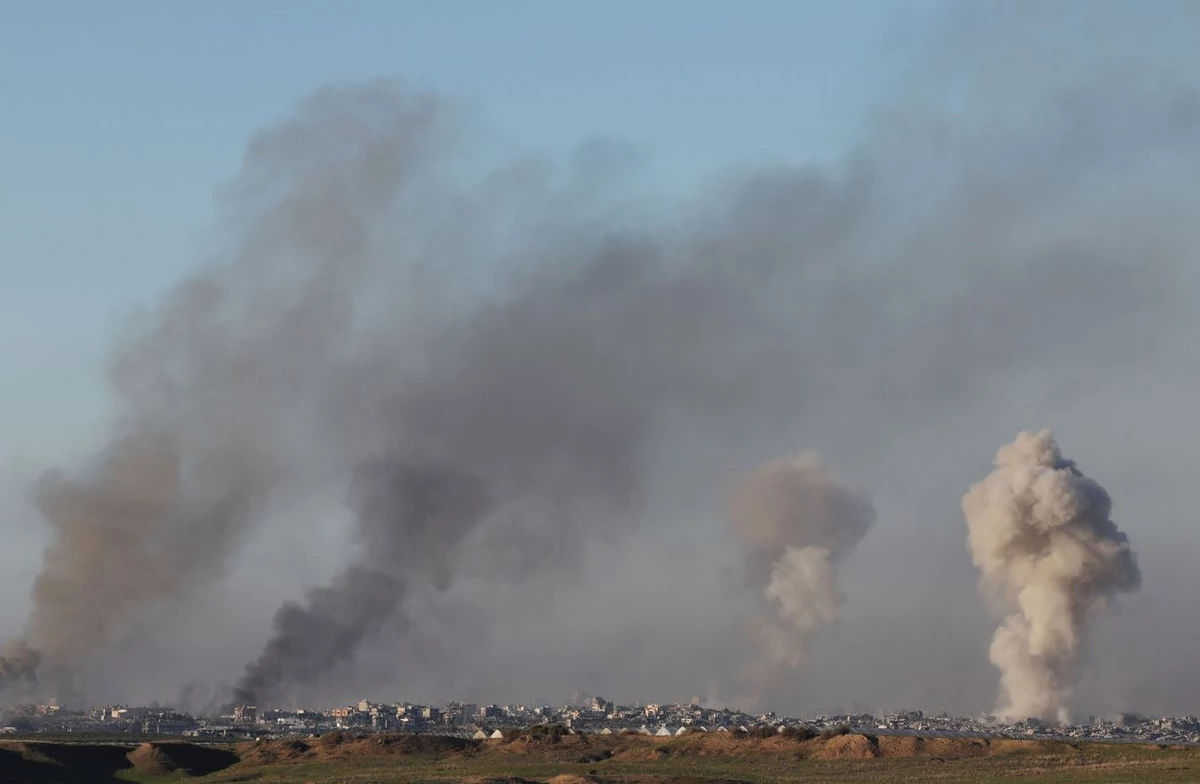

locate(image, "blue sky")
[[0, 0, 942, 465]]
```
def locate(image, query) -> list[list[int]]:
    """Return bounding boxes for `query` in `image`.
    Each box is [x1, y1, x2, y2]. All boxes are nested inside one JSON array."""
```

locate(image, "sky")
[[3, 0, 1200, 720], [1, 0, 935, 463], [0, 0, 937, 647], [0, 0, 934, 620]]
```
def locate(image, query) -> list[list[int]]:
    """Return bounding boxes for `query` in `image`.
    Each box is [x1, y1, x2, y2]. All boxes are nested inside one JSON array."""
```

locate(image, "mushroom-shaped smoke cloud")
[[729, 453, 874, 693], [963, 429, 1141, 723]]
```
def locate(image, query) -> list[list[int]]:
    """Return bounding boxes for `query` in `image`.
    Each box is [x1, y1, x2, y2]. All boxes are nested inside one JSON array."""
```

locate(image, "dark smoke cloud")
[[2, 83, 448, 700], [233, 464, 490, 706], [232, 567, 404, 707], [0, 640, 40, 693], [5, 1, 1200, 715]]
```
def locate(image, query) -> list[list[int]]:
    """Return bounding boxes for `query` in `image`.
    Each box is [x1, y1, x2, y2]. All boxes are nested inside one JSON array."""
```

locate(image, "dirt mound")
[[126, 743, 177, 775], [811, 733, 881, 760], [988, 738, 1079, 757], [616, 778, 751, 784], [362, 734, 477, 755], [874, 735, 989, 759], [236, 738, 312, 765], [127, 742, 238, 776], [611, 741, 675, 763], [315, 729, 358, 748], [244, 732, 478, 764]]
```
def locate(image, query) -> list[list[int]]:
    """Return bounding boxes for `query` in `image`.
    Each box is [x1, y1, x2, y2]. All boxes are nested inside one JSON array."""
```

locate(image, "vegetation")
[[779, 725, 817, 741], [818, 723, 852, 740]]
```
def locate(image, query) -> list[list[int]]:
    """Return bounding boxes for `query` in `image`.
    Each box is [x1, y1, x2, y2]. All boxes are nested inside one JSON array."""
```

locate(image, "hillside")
[[3, 730, 1200, 783]]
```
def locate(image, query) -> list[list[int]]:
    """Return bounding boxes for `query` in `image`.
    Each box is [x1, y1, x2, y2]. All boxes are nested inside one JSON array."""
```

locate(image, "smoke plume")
[[232, 463, 491, 706], [963, 430, 1141, 723], [0, 641, 40, 693], [4, 0, 1200, 712], [729, 454, 874, 691], [1, 83, 446, 699]]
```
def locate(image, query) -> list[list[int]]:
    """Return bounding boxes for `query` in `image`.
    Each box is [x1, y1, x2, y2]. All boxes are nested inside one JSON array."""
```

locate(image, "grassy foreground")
[[4, 730, 1200, 784]]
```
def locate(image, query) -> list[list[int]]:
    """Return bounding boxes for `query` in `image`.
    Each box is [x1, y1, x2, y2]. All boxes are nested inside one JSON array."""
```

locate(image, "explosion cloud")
[[729, 454, 874, 690], [3, 1, 1198, 712], [963, 430, 1141, 723]]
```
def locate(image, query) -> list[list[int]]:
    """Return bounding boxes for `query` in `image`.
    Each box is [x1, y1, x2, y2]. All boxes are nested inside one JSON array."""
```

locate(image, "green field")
[[4, 731, 1200, 783]]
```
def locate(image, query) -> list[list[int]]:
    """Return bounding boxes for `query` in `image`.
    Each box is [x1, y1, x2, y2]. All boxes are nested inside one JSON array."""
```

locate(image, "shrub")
[[316, 730, 347, 747], [780, 725, 817, 741], [818, 724, 852, 740]]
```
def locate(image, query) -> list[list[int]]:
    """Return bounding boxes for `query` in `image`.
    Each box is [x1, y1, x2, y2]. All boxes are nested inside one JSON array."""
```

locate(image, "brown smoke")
[[1, 82, 445, 699], [729, 454, 874, 693], [963, 430, 1141, 723], [5, 2, 1199, 709]]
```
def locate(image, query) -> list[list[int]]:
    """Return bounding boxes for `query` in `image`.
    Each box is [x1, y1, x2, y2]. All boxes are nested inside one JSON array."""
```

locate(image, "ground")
[[3, 730, 1200, 783]]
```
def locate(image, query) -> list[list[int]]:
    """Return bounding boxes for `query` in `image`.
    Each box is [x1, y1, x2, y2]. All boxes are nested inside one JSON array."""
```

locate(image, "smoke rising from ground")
[[729, 454, 874, 697], [2, 2, 1199, 714], [0, 84, 447, 700], [233, 464, 491, 706], [963, 430, 1141, 723]]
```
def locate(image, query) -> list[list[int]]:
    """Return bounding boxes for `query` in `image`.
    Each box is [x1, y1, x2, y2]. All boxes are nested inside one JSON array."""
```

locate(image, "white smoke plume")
[[729, 454, 874, 690], [963, 430, 1141, 723]]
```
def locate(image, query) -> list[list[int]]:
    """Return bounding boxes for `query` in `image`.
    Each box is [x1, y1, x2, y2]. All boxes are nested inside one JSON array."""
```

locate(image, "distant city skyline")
[[6, 692, 1199, 748]]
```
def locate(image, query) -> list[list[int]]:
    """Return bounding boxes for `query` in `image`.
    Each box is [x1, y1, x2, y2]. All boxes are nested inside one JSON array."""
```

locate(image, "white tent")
[[655, 726, 676, 736], [598, 727, 613, 735], [472, 730, 489, 740], [489, 729, 504, 739]]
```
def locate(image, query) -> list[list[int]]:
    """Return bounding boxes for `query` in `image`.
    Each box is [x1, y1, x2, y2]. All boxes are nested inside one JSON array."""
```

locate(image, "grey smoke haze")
[[233, 463, 490, 706], [3, 1, 1200, 717], [0, 84, 448, 699], [964, 430, 1141, 723], [0, 640, 39, 695], [728, 454, 874, 700]]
